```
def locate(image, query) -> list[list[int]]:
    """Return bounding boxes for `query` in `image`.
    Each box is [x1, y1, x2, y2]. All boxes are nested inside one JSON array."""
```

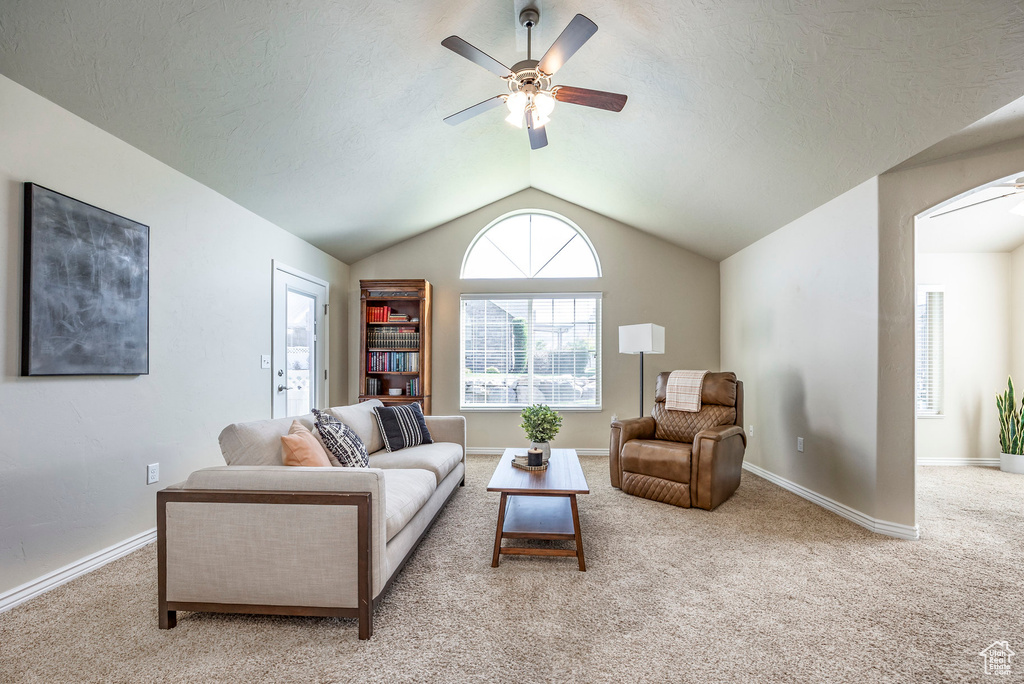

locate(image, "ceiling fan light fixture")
[[534, 91, 555, 118], [505, 91, 527, 128]]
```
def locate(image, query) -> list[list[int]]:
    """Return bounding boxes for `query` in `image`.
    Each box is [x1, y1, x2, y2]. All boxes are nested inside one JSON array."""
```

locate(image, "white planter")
[[1000, 452, 1024, 474]]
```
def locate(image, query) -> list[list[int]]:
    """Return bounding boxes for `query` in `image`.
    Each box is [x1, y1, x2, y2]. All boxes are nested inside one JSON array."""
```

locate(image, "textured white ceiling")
[[1, 1, 1024, 262], [897, 94, 1024, 170]]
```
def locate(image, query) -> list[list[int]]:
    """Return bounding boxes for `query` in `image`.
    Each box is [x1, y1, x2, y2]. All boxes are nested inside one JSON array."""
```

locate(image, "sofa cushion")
[[622, 439, 692, 483], [369, 442, 462, 485], [329, 400, 384, 455], [383, 469, 436, 542], [220, 414, 320, 466]]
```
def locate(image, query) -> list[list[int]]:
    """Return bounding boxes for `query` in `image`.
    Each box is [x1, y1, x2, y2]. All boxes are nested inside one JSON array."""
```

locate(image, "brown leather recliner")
[[610, 372, 746, 510]]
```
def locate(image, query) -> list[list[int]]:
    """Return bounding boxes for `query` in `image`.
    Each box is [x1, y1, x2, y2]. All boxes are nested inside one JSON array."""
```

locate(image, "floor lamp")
[[618, 324, 665, 417]]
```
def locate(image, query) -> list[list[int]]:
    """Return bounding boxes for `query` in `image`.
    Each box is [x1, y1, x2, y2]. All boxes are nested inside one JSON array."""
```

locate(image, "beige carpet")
[[1, 456, 1022, 683]]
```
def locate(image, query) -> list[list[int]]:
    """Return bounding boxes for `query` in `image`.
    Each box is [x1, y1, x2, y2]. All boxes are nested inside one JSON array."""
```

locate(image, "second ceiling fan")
[[442, 8, 628, 150]]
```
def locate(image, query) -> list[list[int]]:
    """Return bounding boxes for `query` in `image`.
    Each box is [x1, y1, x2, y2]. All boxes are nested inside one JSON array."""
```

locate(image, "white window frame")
[[915, 285, 943, 418], [460, 209, 602, 279], [459, 292, 602, 412]]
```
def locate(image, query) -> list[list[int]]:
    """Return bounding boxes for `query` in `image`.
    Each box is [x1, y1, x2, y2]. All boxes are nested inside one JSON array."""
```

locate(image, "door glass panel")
[[286, 288, 316, 416]]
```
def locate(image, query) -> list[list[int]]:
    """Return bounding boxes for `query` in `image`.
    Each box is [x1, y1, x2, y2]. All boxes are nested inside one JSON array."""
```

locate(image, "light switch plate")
[[797, 437, 804, 452], [261, 355, 271, 369]]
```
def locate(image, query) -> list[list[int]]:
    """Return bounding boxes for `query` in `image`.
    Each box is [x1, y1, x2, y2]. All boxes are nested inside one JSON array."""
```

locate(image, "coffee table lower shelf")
[[491, 493, 586, 571]]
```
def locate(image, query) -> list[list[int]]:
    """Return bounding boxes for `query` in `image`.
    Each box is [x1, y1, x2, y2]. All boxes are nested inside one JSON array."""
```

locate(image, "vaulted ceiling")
[[1, 1, 1023, 263]]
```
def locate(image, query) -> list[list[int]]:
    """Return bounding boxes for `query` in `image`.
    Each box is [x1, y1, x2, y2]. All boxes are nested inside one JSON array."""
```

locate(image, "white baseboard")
[[742, 462, 919, 540], [916, 457, 999, 466], [0, 527, 156, 614], [469, 447, 610, 456]]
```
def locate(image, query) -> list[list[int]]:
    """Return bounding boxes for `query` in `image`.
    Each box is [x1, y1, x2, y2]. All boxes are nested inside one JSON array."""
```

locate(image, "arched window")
[[461, 211, 601, 279]]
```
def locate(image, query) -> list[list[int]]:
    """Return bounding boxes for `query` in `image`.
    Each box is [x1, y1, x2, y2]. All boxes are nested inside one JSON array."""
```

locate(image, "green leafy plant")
[[996, 376, 1024, 455], [520, 404, 562, 443]]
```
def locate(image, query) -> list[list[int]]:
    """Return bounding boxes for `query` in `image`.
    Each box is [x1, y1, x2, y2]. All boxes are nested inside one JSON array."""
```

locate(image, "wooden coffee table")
[[486, 448, 589, 571]]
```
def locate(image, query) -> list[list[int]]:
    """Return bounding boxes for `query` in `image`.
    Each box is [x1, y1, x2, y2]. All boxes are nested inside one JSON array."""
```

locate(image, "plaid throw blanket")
[[666, 370, 709, 412]]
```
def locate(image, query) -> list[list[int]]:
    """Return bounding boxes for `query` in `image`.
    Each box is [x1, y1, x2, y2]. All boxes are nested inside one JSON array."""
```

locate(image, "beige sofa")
[[157, 400, 465, 639]]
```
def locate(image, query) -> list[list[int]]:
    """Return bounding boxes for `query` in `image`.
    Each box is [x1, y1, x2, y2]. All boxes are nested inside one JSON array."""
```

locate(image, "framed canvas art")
[[22, 183, 150, 376]]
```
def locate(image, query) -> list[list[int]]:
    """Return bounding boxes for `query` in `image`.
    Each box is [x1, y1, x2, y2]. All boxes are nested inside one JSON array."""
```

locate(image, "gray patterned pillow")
[[312, 408, 369, 468]]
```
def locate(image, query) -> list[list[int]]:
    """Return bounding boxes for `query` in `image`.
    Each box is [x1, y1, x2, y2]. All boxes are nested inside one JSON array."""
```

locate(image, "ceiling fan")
[[928, 177, 1024, 218], [441, 8, 627, 150]]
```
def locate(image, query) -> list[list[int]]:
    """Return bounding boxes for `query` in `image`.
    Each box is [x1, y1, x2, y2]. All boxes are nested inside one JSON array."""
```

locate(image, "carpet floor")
[[1, 456, 1021, 683]]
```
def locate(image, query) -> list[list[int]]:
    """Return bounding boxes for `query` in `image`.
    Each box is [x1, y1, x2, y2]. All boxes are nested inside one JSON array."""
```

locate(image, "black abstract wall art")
[[22, 183, 149, 376]]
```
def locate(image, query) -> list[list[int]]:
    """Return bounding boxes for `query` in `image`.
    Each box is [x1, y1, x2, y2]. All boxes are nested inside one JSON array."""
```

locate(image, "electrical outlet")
[[147, 463, 159, 485], [261, 354, 271, 369], [748, 424, 754, 437], [797, 437, 804, 453], [610, 414, 618, 423]]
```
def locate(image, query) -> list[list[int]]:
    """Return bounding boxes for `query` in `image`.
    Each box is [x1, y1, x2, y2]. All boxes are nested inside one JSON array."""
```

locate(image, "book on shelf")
[[366, 305, 391, 323], [367, 326, 420, 349], [365, 377, 382, 396], [367, 351, 419, 372]]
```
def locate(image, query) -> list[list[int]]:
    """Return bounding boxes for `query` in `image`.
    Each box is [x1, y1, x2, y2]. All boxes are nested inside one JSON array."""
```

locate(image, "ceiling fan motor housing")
[[508, 60, 551, 96], [519, 8, 539, 29]]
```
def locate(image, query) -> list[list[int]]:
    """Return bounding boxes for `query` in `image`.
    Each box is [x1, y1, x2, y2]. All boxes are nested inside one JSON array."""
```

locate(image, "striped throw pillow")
[[312, 408, 369, 468], [372, 403, 433, 452]]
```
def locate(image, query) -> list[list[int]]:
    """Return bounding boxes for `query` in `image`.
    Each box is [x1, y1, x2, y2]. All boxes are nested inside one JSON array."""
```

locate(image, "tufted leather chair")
[[610, 372, 746, 510]]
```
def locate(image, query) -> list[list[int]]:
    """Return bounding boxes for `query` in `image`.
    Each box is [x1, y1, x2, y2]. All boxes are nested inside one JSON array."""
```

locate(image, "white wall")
[[0, 75, 349, 595], [877, 134, 1024, 526], [1012, 243, 1024, 389], [914, 253, 1010, 462], [348, 188, 721, 451], [721, 178, 880, 518]]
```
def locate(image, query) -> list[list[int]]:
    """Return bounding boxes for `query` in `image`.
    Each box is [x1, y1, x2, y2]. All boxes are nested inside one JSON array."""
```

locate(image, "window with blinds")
[[915, 288, 944, 416], [460, 293, 601, 410]]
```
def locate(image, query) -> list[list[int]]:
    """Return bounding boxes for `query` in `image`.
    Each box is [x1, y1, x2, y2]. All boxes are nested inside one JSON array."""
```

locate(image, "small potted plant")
[[996, 376, 1024, 474], [520, 404, 562, 460]]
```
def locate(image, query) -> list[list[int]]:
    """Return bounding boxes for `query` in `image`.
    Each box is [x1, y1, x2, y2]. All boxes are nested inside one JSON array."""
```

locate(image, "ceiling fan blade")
[[526, 110, 548, 150], [554, 86, 627, 112], [537, 14, 598, 76], [443, 95, 506, 126], [441, 36, 514, 78], [927, 190, 1019, 218]]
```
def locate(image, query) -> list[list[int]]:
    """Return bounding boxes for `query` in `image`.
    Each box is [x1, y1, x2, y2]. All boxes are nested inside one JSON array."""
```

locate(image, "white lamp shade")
[[619, 323, 665, 354]]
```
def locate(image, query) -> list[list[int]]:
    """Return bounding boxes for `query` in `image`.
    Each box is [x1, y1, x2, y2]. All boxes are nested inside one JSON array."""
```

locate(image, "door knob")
[[277, 384, 293, 392]]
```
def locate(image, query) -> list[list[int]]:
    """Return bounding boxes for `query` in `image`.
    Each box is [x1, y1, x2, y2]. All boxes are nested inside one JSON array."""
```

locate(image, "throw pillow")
[[293, 419, 342, 467], [372, 403, 433, 452], [312, 408, 369, 468], [281, 420, 332, 467]]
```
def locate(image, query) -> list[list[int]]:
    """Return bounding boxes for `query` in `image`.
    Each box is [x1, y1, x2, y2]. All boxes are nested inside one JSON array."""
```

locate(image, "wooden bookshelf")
[[358, 279, 432, 414]]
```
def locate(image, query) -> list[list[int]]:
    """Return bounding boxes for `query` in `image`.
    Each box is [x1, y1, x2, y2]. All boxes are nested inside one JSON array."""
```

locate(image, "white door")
[[272, 262, 329, 418]]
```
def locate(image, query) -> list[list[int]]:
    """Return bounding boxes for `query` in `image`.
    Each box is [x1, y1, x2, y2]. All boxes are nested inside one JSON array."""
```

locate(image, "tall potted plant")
[[996, 376, 1024, 474], [520, 404, 562, 460]]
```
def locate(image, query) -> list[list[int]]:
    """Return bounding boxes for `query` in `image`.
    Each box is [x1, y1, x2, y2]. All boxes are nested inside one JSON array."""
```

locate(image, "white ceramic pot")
[[1000, 452, 1024, 474], [530, 441, 551, 460]]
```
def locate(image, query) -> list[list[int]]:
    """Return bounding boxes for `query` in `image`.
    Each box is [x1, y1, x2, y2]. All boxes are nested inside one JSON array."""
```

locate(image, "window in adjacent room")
[[460, 293, 601, 410], [915, 287, 944, 416], [461, 210, 601, 279]]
